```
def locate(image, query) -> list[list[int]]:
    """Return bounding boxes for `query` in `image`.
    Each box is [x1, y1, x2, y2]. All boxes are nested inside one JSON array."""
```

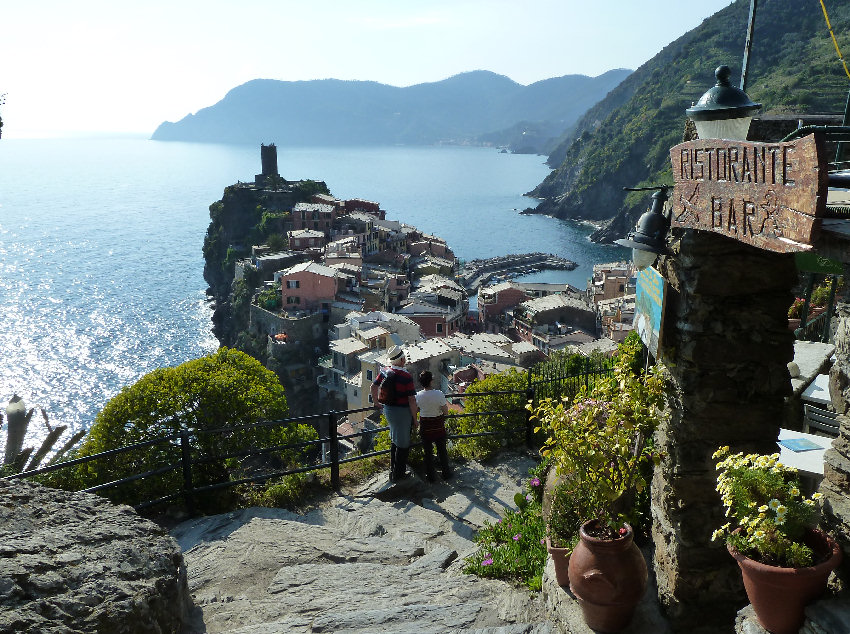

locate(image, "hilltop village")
[[204, 145, 636, 420]]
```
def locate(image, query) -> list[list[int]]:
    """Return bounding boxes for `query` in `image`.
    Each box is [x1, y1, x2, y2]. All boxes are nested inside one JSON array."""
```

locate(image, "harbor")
[[457, 252, 578, 293]]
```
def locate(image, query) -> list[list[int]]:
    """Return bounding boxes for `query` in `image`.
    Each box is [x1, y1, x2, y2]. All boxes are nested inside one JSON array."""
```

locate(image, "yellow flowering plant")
[[712, 446, 824, 568]]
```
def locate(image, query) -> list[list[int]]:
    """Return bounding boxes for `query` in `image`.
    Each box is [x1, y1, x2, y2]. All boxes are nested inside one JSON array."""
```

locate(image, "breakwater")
[[458, 252, 577, 293]]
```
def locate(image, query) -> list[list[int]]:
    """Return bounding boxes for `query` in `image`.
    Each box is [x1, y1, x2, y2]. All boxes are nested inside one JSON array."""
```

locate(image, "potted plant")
[[711, 446, 842, 634], [544, 480, 587, 586], [532, 350, 666, 632]]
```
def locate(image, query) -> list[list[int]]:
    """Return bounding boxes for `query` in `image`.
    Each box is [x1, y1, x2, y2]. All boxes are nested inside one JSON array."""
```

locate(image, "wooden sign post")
[[670, 134, 828, 253]]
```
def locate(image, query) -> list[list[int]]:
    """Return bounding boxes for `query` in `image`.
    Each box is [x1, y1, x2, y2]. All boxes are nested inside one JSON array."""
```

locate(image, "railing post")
[[180, 431, 195, 517], [328, 411, 340, 491], [525, 386, 535, 448]]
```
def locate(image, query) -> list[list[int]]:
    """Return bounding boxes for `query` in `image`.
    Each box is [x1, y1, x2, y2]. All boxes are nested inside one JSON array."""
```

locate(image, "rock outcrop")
[[0, 479, 192, 633]]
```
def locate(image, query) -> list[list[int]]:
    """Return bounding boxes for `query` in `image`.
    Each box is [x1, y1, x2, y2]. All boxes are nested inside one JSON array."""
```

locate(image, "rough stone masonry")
[[0, 479, 192, 633]]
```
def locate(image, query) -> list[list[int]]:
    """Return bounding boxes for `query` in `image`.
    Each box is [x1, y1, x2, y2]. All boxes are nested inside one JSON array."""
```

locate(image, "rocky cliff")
[[203, 180, 328, 346]]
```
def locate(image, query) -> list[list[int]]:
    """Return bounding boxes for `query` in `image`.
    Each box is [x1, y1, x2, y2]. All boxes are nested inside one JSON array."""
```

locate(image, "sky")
[[1, 0, 736, 138]]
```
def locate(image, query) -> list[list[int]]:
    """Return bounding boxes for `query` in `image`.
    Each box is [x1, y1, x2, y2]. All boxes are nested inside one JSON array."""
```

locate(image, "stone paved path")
[[172, 451, 557, 634]]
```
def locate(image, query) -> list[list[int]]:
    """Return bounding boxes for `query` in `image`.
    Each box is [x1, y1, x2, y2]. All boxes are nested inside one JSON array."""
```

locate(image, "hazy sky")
[[1, 0, 736, 138]]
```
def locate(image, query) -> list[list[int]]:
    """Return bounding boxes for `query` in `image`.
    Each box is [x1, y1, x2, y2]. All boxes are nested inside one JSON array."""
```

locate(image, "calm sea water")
[[0, 138, 626, 440]]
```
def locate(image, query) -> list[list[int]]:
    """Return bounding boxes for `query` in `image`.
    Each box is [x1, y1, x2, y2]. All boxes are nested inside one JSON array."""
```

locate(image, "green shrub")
[[257, 287, 281, 310], [547, 480, 592, 550], [248, 472, 312, 509], [533, 340, 666, 531], [66, 348, 316, 513], [450, 369, 527, 460], [463, 499, 546, 591]]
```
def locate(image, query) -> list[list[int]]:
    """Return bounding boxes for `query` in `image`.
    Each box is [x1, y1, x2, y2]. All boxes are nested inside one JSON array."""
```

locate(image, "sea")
[[0, 138, 627, 443]]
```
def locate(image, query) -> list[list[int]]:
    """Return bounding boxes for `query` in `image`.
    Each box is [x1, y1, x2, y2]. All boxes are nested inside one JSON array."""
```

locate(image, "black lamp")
[[615, 187, 671, 271], [686, 65, 761, 141]]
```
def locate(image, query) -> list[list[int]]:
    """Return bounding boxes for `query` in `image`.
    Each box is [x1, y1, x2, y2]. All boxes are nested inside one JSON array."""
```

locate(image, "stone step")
[[174, 450, 549, 633]]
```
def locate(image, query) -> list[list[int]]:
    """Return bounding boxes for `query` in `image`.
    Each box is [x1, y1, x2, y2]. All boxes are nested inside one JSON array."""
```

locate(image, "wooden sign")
[[670, 134, 828, 253]]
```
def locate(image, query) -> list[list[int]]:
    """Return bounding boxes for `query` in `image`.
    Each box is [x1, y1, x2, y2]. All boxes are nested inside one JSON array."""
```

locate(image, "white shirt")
[[416, 388, 447, 418]]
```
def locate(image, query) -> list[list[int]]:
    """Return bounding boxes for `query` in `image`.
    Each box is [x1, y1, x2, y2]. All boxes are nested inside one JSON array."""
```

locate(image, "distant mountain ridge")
[[528, 0, 850, 242], [151, 69, 631, 152]]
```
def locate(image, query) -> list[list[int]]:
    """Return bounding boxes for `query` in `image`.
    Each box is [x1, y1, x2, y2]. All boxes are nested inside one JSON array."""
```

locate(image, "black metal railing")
[[3, 361, 615, 516]]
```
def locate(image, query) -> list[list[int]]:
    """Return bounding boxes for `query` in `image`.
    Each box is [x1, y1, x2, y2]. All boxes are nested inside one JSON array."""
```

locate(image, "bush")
[[246, 472, 312, 509], [533, 341, 666, 531], [450, 369, 527, 460], [257, 287, 281, 310], [66, 348, 316, 512], [547, 480, 593, 550]]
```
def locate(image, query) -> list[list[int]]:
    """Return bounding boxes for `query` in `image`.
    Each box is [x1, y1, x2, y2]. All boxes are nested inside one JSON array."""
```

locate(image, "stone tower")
[[255, 143, 280, 186]]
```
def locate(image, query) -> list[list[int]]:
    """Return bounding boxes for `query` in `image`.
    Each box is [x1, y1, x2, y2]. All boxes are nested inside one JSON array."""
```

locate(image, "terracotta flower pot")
[[728, 528, 842, 634], [567, 520, 647, 633], [546, 537, 571, 586]]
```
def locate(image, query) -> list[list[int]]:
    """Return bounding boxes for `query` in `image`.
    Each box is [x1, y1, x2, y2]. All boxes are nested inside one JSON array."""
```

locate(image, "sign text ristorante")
[[670, 134, 826, 253], [678, 144, 798, 186]]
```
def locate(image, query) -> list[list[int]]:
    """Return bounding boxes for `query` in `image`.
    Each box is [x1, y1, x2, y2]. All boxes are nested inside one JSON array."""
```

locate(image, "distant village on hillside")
[[225, 145, 636, 438]]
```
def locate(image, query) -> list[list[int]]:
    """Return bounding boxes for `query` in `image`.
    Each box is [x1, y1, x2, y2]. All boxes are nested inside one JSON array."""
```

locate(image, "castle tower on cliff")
[[255, 143, 281, 187]]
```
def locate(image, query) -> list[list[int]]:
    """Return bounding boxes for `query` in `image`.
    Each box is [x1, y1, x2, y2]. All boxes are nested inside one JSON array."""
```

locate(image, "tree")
[[450, 369, 528, 460], [72, 348, 316, 510]]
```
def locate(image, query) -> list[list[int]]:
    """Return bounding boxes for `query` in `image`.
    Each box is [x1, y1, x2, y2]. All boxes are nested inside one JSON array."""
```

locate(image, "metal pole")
[[328, 411, 340, 491], [823, 276, 839, 343], [180, 431, 195, 517], [801, 273, 816, 330], [741, 0, 758, 92], [836, 89, 850, 165]]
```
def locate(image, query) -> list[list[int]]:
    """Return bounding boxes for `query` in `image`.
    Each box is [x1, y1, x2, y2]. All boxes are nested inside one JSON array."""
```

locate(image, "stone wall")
[[653, 230, 798, 632], [0, 479, 192, 633], [822, 296, 850, 562]]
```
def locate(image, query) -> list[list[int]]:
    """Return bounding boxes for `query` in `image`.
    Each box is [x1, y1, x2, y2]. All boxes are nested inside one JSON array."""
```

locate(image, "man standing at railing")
[[371, 346, 418, 483]]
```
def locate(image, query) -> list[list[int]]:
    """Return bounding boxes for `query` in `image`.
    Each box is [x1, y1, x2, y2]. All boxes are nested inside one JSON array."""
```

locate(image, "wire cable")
[[820, 0, 850, 81]]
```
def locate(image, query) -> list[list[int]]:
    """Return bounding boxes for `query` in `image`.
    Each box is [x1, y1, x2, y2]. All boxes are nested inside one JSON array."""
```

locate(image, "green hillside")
[[530, 0, 850, 242]]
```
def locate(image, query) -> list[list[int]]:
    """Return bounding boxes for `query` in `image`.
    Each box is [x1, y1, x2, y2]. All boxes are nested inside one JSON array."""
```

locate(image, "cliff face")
[[203, 186, 268, 345], [202, 177, 330, 416], [203, 180, 327, 346], [529, 0, 850, 242]]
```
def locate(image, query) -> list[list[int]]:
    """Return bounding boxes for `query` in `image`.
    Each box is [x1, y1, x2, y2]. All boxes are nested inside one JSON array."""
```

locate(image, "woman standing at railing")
[[371, 346, 418, 483], [416, 370, 452, 482]]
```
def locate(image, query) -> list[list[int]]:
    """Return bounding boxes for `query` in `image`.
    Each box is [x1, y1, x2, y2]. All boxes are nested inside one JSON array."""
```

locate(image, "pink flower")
[[513, 533, 521, 541], [540, 538, 546, 545], [525, 493, 533, 502], [619, 527, 628, 536], [530, 477, 541, 487], [482, 558, 494, 566]]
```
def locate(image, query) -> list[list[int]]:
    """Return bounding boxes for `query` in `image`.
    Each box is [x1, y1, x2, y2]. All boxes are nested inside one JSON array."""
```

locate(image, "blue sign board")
[[634, 266, 665, 358]]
